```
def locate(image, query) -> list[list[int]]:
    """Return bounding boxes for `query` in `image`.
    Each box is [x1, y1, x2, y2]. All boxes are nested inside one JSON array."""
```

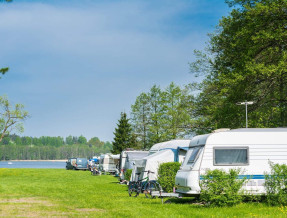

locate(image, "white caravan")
[[119, 150, 149, 180], [175, 128, 287, 196], [99, 154, 120, 174], [131, 139, 191, 181]]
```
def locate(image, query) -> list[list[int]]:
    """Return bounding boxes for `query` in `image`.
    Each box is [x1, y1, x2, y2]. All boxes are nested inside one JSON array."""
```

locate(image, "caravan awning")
[[110, 154, 120, 159], [143, 149, 175, 180], [127, 151, 149, 161]]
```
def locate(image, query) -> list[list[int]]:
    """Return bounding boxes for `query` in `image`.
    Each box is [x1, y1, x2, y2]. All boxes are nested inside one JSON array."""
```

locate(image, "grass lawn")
[[0, 169, 286, 217]]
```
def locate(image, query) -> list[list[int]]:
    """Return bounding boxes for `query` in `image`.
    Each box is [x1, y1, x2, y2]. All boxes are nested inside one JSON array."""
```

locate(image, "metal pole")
[[245, 102, 248, 128], [236, 101, 254, 129]]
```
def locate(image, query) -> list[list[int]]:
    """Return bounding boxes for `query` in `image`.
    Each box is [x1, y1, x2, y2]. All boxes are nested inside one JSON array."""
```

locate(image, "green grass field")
[[0, 169, 286, 217]]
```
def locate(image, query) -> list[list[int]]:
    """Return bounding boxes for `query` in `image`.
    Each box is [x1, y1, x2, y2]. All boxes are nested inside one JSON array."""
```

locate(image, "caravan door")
[[175, 146, 204, 195]]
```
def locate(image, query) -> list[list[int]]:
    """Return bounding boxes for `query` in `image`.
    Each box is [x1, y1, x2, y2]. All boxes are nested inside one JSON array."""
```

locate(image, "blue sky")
[[0, 0, 230, 142]]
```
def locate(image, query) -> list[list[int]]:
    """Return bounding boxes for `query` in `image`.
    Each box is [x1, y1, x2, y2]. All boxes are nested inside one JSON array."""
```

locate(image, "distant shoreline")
[[1, 160, 66, 162]]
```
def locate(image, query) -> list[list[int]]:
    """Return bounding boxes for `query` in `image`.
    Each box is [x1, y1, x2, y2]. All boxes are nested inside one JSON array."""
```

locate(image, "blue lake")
[[0, 161, 66, 169]]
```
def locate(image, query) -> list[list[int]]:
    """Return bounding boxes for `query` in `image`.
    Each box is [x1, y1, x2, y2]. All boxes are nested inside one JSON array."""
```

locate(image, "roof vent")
[[212, 128, 230, 133]]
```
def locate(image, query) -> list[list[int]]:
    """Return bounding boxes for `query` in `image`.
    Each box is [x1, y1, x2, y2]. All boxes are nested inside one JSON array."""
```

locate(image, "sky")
[[0, 0, 230, 142]]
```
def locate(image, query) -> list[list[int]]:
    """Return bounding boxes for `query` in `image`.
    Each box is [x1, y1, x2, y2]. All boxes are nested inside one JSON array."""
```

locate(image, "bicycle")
[[128, 172, 141, 197], [128, 170, 162, 198]]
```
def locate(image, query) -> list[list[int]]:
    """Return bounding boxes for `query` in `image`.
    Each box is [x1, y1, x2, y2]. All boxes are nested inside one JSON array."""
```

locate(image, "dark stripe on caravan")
[[200, 175, 265, 180]]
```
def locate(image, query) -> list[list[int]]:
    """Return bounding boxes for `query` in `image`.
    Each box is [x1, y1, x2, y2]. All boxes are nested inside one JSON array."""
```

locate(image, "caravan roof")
[[149, 139, 191, 152], [189, 128, 287, 148], [100, 154, 120, 159]]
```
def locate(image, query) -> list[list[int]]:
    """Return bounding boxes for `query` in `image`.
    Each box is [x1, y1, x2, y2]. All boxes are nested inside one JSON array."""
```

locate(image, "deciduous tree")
[[130, 83, 195, 147], [78, 135, 87, 144], [0, 96, 28, 143], [191, 0, 287, 131], [131, 93, 150, 149]]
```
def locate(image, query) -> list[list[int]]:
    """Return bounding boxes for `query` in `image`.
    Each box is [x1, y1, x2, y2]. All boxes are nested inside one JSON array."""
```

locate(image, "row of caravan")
[[120, 128, 287, 196], [98, 140, 191, 180], [129, 140, 190, 181]]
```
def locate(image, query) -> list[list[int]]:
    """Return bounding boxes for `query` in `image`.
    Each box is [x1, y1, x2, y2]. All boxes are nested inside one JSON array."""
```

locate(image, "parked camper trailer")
[[119, 150, 149, 181], [88, 157, 99, 170], [131, 140, 191, 181], [99, 154, 120, 174], [175, 128, 287, 196]]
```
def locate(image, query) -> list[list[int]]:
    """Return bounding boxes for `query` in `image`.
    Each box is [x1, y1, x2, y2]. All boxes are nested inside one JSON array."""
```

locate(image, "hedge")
[[124, 169, 133, 181], [265, 162, 287, 205], [200, 168, 246, 207], [158, 162, 181, 192]]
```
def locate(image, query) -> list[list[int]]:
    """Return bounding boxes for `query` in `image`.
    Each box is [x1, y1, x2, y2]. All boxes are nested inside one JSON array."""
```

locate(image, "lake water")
[[0, 161, 66, 169]]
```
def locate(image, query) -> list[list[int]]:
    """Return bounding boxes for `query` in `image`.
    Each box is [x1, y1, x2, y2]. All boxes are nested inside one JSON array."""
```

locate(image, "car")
[[66, 157, 88, 170]]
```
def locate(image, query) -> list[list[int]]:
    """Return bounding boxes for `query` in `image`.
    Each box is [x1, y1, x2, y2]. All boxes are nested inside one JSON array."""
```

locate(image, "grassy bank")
[[0, 169, 285, 217]]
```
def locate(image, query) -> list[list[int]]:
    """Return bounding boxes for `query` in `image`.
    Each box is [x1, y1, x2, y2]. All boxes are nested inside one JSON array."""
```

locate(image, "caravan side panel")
[[176, 129, 287, 195], [200, 131, 287, 195]]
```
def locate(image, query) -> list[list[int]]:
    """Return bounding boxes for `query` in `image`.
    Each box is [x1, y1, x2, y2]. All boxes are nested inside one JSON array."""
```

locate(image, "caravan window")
[[187, 147, 202, 165], [214, 147, 248, 165]]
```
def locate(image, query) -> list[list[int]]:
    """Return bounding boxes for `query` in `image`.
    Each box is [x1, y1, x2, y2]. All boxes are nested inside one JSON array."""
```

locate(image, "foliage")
[[65, 135, 73, 145], [0, 134, 112, 160], [0, 144, 111, 160], [0, 96, 29, 143], [0, 67, 8, 79], [158, 162, 181, 192], [88, 137, 102, 146], [131, 83, 195, 149], [124, 169, 132, 181], [200, 169, 247, 207], [0, 134, 111, 147], [265, 162, 287, 205], [78, 135, 87, 144], [131, 92, 150, 149], [190, 0, 287, 133], [112, 112, 135, 154]]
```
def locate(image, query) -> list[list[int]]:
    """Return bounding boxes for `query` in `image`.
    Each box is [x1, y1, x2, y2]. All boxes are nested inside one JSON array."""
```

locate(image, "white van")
[[175, 128, 287, 195]]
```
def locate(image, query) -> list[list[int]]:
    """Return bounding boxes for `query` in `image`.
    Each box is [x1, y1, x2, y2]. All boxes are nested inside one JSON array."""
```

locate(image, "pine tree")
[[112, 112, 134, 154]]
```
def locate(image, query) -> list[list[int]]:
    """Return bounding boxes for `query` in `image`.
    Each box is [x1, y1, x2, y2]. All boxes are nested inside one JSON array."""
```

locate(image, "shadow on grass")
[[163, 197, 199, 205], [136, 197, 204, 206]]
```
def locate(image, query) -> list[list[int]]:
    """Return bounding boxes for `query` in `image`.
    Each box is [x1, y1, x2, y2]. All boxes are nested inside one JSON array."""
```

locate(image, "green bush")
[[158, 162, 181, 192], [124, 169, 133, 181], [265, 162, 287, 205], [200, 168, 247, 207]]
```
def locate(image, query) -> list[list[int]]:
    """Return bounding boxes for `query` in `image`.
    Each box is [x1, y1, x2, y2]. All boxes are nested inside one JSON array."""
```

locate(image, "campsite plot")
[[0, 168, 285, 217]]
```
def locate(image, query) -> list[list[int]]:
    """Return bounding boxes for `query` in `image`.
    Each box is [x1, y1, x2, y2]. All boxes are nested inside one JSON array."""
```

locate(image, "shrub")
[[200, 168, 247, 207], [264, 162, 287, 205], [124, 169, 132, 181], [158, 162, 181, 192], [242, 194, 263, 203]]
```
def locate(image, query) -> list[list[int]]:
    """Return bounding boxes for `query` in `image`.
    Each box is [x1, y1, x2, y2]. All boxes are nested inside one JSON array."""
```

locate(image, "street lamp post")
[[236, 101, 254, 128]]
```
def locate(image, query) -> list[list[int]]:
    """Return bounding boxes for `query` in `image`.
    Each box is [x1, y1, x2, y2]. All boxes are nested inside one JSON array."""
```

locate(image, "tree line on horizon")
[[0, 134, 112, 160], [112, 0, 287, 153]]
